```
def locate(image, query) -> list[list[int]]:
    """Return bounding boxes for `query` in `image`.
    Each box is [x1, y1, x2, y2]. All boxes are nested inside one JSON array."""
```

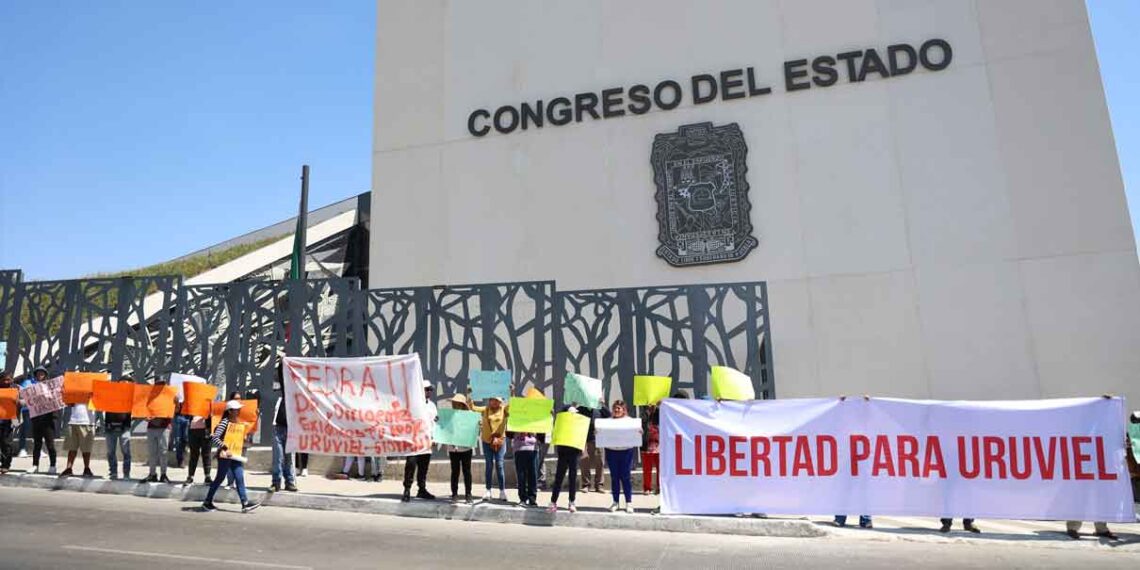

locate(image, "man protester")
[[26, 366, 58, 474], [59, 382, 97, 478], [104, 375, 134, 480], [270, 369, 297, 492], [0, 373, 16, 474], [401, 380, 437, 502], [143, 378, 172, 484], [578, 398, 610, 493]]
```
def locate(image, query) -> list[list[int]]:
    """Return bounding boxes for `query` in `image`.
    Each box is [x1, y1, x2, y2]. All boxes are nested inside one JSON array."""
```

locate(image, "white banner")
[[660, 397, 1134, 521], [283, 355, 433, 457]]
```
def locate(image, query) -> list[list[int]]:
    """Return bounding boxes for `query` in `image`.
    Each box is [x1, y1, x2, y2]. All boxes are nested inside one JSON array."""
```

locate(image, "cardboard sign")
[[595, 417, 642, 448], [183, 382, 217, 417], [710, 366, 755, 401], [506, 397, 554, 434], [633, 375, 672, 406], [131, 385, 177, 418], [433, 408, 482, 448], [551, 411, 589, 450], [470, 369, 511, 402], [563, 372, 603, 409], [63, 371, 107, 405], [169, 372, 207, 402], [224, 422, 246, 457], [1130, 423, 1140, 464], [91, 380, 134, 413], [211, 399, 258, 427], [23, 377, 65, 418], [0, 388, 17, 420]]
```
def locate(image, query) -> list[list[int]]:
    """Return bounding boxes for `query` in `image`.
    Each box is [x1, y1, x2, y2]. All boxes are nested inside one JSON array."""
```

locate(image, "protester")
[[401, 380, 436, 502], [939, 518, 980, 533], [201, 400, 259, 513], [170, 401, 190, 469], [640, 402, 660, 495], [143, 378, 172, 484], [578, 399, 610, 493], [0, 373, 16, 474], [535, 430, 548, 491], [512, 430, 538, 507], [270, 377, 297, 492], [26, 367, 58, 474], [604, 400, 637, 513], [102, 375, 134, 480], [15, 372, 32, 458], [473, 394, 509, 502], [60, 393, 97, 478], [185, 407, 210, 485], [341, 456, 384, 480], [447, 394, 475, 503], [547, 405, 582, 513]]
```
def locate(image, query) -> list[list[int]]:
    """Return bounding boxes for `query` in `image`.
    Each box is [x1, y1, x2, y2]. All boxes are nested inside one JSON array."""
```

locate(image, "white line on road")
[[63, 545, 312, 569]]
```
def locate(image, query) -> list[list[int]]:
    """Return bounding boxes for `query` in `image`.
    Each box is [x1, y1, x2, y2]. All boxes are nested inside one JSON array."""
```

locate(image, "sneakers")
[[625, 505, 635, 514], [568, 503, 577, 513], [203, 474, 211, 484], [482, 489, 492, 501], [547, 502, 558, 513], [270, 483, 280, 492], [48, 466, 59, 475], [142, 474, 158, 484], [58, 468, 74, 478], [285, 483, 298, 492], [300, 468, 309, 477], [609, 503, 620, 512], [1095, 531, 1120, 541], [527, 499, 539, 508], [109, 474, 119, 481], [371, 474, 382, 482], [82, 469, 95, 479], [159, 474, 172, 484], [939, 522, 951, 533], [450, 494, 459, 503], [17, 450, 28, 458], [241, 502, 261, 513], [200, 502, 218, 512], [497, 490, 508, 502], [401, 490, 411, 503], [1066, 529, 1081, 540], [964, 523, 981, 534], [184, 477, 195, 486], [416, 489, 436, 500], [464, 493, 473, 504]]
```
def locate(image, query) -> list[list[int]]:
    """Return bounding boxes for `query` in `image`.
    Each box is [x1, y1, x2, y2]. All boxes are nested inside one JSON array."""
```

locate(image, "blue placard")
[[469, 369, 511, 402]]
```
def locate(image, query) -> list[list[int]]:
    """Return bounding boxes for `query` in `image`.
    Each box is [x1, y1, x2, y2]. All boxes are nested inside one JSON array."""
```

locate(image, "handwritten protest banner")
[[470, 369, 511, 402], [23, 377, 64, 418], [563, 372, 603, 408], [596, 417, 642, 448], [283, 354, 434, 457], [63, 371, 107, 405], [0, 388, 17, 420], [224, 422, 247, 458], [1130, 424, 1140, 463], [169, 372, 207, 402], [92, 380, 134, 413], [506, 397, 554, 434], [131, 385, 177, 418], [552, 411, 589, 450], [183, 382, 217, 417], [433, 408, 482, 448], [710, 366, 755, 401], [633, 375, 672, 406]]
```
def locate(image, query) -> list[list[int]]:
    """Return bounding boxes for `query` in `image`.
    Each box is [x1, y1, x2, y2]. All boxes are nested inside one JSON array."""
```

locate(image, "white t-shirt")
[[69, 403, 94, 426]]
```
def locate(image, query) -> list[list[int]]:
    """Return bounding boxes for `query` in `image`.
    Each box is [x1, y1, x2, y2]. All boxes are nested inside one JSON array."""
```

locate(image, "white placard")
[[595, 417, 642, 449], [169, 372, 207, 402]]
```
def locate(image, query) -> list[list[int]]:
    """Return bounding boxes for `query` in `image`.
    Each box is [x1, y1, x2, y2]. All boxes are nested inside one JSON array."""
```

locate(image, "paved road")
[[1, 488, 1137, 569]]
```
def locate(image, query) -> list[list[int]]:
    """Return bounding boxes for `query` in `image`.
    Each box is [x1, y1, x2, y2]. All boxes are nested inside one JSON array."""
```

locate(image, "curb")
[[0, 473, 828, 539]]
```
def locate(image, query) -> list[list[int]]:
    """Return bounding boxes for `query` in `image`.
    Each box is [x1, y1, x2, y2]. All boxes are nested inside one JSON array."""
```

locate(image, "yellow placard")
[[551, 411, 589, 450], [524, 387, 545, 399], [506, 397, 554, 434], [710, 366, 755, 401], [223, 422, 246, 457], [633, 375, 672, 406]]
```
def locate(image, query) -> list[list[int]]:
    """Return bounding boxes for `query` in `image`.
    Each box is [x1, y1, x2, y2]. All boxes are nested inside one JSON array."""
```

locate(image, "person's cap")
[[422, 380, 434, 390], [225, 400, 244, 411], [450, 394, 468, 405], [489, 395, 503, 402], [32, 366, 48, 375]]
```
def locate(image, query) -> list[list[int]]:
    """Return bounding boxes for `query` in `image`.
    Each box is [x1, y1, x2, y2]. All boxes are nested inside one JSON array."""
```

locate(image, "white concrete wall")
[[372, 0, 1140, 407]]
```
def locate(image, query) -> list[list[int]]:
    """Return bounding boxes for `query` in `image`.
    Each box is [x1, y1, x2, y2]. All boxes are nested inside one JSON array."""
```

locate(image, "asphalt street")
[[1, 487, 1138, 569]]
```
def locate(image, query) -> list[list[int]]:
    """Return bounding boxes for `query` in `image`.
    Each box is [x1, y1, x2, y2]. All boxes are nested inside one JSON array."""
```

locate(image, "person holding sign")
[[142, 379, 175, 484], [0, 373, 16, 474], [401, 380, 437, 502], [201, 400, 260, 513], [444, 394, 477, 503], [59, 394, 97, 478], [547, 407, 589, 513], [472, 394, 510, 502], [97, 376, 135, 480], [578, 400, 610, 493], [26, 367, 59, 474], [640, 403, 660, 495], [599, 401, 640, 513], [511, 431, 539, 507]]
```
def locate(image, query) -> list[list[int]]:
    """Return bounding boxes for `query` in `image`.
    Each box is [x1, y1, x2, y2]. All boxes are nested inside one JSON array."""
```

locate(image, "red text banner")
[[660, 397, 1133, 522], [283, 354, 432, 457]]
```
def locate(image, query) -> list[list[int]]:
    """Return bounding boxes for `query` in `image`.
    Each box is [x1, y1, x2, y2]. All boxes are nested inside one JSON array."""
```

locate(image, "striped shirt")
[[211, 416, 230, 450]]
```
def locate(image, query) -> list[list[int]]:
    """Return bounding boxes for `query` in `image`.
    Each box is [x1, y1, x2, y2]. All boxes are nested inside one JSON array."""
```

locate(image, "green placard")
[[506, 397, 554, 434], [1129, 423, 1140, 464], [563, 372, 603, 409], [433, 408, 482, 448], [552, 411, 589, 450], [633, 375, 672, 406]]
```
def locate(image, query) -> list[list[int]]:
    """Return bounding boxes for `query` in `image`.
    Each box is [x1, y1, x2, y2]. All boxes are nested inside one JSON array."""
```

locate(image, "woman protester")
[[201, 400, 260, 513], [547, 405, 582, 514], [447, 394, 476, 503], [472, 395, 509, 501], [604, 400, 638, 513]]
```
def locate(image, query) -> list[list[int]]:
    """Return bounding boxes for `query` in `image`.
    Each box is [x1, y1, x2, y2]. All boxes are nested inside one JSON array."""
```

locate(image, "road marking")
[[62, 545, 312, 569]]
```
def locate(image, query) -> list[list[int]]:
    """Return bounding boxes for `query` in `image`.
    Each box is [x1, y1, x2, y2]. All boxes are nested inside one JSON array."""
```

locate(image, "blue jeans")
[[605, 448, 635, 503], [835, 515, 872, 527], [482, 441, 506, 491], [271, 425, 295, 486], [170, 416, 190, 465], [206, 458, 249, 505], [105, 429, 132, 478]]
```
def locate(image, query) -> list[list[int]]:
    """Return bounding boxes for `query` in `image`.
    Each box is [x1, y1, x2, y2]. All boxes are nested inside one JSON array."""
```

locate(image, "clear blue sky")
[[0, 2, 1137, 280]]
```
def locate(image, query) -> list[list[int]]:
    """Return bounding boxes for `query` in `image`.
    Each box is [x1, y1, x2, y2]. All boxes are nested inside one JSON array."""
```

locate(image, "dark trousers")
[[550, 446, 580, 504], [941, 518, 976, 527], [187, 428, 211, 478], [514, 449, 537, 503], [31, 416, 56, 468], [295, 453, 309, 470], [449, 450, 473, 496], [402, 452, 431, 492], [17, 409, 30, 452], [605, 448, 635, 503], [0, 421, 13, 469]]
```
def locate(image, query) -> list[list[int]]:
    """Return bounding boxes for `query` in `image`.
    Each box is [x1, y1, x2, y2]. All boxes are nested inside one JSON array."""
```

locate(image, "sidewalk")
[[4, 453, 1139, 549]]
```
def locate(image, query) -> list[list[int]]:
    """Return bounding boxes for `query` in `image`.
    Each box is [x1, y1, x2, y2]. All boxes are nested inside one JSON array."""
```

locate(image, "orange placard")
[[0, 388, 17, 420], [91, 380, 134, 413], [63, 371, 107, 405], [183, 383, 217, 417], [211, 399, 258, 424], [131, 385, 177, 418]]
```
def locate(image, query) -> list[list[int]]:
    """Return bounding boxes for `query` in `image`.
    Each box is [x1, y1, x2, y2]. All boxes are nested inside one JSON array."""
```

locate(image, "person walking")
[[143, 379, 172, 484], [474, 394, 509, 501], [0, 373, 16, 474], [26, 367, 58, 474], [447, 394, 475, 503], [512, 431, 538, 507], [104, 376, 134, 481], [547, 405, 582, 514], [640, 403, 660, 495], [201, 400, 259, 513], [269, 381, 297, 492], [401, 380, 436, 502], [603, 400, 637, 513], [578, 400, 610, 493]]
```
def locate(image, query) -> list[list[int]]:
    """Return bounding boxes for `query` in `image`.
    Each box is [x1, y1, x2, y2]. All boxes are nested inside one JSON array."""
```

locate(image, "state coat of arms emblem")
[[651, 122, 758, 267]]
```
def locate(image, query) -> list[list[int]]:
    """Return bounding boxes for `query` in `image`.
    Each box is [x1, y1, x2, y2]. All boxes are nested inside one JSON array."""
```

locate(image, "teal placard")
[[563, 372, 603, 409], [469, 370, 512, 402], [433, 408, 482, 448]]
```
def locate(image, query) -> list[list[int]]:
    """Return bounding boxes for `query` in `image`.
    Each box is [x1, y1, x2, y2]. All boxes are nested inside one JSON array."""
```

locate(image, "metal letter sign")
[[651, 122, 758, 267]]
